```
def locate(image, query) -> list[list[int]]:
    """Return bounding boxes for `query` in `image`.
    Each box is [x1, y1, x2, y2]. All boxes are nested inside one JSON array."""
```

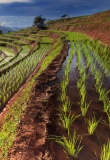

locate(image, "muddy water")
[[48, 42, 110, 160]]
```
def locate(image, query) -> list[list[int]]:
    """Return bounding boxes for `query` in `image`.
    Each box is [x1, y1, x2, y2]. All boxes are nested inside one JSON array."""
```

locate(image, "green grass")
[[13, 40, 29, 45], [40, 37, 53, 43], [0, 38, 64, 160], [34, 38, 63, 79], [0, 81, 33, 160], [0, 45, 31, 71]]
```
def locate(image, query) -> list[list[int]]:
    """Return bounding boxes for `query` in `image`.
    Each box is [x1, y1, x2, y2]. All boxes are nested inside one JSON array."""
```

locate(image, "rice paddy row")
[[0, 37, 64, 160], [0, 28, 110, 159], [52, 32, 110, 159]]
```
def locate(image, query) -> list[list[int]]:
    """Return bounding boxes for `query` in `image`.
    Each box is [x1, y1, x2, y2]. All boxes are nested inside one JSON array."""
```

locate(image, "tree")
[[0, 30, 2, 35], [33, 16, 46, 26]]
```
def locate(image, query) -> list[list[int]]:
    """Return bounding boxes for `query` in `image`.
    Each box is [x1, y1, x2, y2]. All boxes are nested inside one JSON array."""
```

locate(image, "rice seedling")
[[85, 52, 110, 115], [99, 88, 110, 102], [103, 98, 110, 113], [79, 84, 86, 101], [89, 40, 110, 75], [59, 40, 76, 112], [100, 140, 110, 160], [79, 99, 91, 116], [95, 81, 110, 114], [59, 95, 71, 113], [60, 78, 68, 93], [95, 71, 102, 86], [77, 73, 86, 89], [56, 40, 82, 157], [0, 44, 50, 109], [55, 130, 83, 158], [0, 37, 65, 160], [106, 109, 110, 126], [35, 39, 64, 78], [58, 111, 80, 134], [86, 115, 101, 134]]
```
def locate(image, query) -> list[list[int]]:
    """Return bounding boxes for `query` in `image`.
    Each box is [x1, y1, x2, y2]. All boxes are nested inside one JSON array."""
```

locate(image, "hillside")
[[47, 9, 110, 45], [0, 9, 110, 160], [0, 26, 22, 34]]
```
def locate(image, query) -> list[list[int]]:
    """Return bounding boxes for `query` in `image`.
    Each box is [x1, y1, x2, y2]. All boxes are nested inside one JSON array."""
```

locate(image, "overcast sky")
[[0, 0, 110, 28]]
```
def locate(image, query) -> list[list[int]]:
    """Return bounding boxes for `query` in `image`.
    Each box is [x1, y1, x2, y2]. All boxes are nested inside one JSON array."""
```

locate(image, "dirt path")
[[0, 48, 51, 126], [8, 42, 68, 160]]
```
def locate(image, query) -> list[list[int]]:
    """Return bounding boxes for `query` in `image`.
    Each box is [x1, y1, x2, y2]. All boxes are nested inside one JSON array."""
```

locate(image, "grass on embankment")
[[0, 38, 64, 160]]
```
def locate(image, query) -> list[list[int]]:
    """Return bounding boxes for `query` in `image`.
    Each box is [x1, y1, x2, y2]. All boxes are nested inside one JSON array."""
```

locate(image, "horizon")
[[0, 0, 110, 28]]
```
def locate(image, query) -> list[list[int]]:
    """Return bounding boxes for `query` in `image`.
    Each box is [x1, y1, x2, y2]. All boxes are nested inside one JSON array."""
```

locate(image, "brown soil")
[[47, 68, 110, 160], [8, 41, 69, 160], [47, 10, 110, 46], [71, 26, 110, 46], [0, 47, 51, 126]]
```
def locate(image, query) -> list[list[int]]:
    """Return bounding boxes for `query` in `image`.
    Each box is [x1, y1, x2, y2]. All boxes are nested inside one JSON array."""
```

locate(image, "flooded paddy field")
[[0, 30, 110, 160], [48, 39, 110, 160]]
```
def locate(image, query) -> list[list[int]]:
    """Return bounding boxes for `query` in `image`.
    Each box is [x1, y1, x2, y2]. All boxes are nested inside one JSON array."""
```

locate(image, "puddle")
[[48, 41, 110, 160]]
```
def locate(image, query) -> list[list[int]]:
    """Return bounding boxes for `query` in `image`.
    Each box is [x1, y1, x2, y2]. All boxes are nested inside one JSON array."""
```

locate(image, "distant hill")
[[47, 9, 110, 45], [0, 26, 22, 34]]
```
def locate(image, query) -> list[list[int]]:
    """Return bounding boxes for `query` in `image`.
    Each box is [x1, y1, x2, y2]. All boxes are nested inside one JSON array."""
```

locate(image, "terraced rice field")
[[48, 32, 110, 160], [0, 21, 110, 160]]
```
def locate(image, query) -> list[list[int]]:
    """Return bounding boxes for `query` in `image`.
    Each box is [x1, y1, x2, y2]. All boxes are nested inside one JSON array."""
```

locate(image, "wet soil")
[[3, 40, 110, 160], [8, 41, 69, 160], [47, 53, 110, 160]]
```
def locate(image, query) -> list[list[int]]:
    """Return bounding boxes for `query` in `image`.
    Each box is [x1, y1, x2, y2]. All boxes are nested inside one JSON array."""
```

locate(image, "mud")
[[8, 41, 69, 160], [4, 39, 110, 160], [47, 52, 110, 160]]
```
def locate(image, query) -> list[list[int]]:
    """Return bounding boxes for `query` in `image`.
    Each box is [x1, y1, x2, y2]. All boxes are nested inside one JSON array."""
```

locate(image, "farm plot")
[[0, 44, 51, 111], [0, 47, 15, 67], [0, 29, 60, 114], [48, 32, 110, 160], [0, 28, 110, 160], [0, 37, 64, 160], [0, 50, 6, 62], [0, 45, 31, 73]]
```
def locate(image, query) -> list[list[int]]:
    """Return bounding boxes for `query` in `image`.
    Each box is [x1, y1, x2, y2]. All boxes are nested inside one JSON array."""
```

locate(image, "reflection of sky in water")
[[58, 42, 83, 81], [57, 41, 110, 90]]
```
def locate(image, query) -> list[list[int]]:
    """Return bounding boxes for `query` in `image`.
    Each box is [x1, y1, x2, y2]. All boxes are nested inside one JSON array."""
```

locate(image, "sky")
[[0, 0, 110, 28]]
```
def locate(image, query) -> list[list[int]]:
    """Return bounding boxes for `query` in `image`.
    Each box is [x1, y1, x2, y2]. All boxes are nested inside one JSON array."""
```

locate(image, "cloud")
[[0, 22, 6, 26], [0, 16, 34, 27], [0, 0, 32, 4]]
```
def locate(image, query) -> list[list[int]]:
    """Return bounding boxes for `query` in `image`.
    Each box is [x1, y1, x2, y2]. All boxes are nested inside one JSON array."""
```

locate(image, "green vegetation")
[[55, 131, 83, 158], [0, 41, 21, 53], [0, 45, 31, 71], [0, 82, 32, 159], [86, 115, 100, 134], [0, 44, 50, 108], [50, 30, 110, 159], [0, 17, 110, 159], [40, 37, 53, 43], [33, 15, 46, 26], [101, 140, 110, 160], [34, 38, 63, 79], [58, 112, 79, 135], [0, 46, 15, 56], [76, 43, 91, 116], [0, 37, 64, 159]]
